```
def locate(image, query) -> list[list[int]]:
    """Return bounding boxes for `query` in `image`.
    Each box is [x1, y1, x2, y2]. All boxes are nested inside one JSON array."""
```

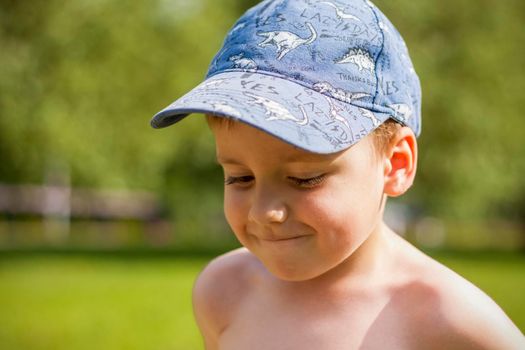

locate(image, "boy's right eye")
[[224, 175, 254, 186]]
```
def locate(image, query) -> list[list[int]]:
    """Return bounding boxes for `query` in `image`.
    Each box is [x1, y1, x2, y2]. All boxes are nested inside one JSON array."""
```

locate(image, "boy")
[[151, 0, 525, 348]]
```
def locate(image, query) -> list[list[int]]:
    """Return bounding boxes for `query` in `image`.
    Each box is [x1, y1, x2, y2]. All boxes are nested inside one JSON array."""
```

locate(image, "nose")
[[248, 185, 288, 225]]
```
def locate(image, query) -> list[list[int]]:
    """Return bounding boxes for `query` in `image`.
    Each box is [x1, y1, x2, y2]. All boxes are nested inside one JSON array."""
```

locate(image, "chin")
[[265, 261, 325, 282]]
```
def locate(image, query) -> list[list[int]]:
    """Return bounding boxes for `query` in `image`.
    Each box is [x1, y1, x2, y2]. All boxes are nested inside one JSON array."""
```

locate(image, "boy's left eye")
[[224, 175, 254, 186], [288, 174, 326, 188]]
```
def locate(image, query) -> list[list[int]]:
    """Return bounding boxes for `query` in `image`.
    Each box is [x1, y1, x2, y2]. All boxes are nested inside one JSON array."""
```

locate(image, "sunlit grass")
[[0, 251, 523, 349], [0, 253, 209, 350]]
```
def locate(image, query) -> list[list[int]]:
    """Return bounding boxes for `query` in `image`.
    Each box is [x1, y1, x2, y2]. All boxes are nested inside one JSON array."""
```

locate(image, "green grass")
[[0, 250, 523, 349], [0, 252, 210, 350]]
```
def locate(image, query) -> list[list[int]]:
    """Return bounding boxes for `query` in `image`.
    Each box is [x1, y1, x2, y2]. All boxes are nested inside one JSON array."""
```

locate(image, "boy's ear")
[[383, 126, 418, 197]]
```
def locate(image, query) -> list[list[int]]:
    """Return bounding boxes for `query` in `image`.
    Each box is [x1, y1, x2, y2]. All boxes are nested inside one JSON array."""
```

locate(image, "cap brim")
[[151, 71, 391, 154]]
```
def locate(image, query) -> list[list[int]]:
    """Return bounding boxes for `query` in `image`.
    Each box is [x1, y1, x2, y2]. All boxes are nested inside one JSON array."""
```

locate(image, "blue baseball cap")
[[151, 0, 421, 154]]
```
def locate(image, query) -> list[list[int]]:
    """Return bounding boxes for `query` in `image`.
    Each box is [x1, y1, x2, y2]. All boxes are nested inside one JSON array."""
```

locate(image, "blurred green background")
[[1, 0, 524, 348]]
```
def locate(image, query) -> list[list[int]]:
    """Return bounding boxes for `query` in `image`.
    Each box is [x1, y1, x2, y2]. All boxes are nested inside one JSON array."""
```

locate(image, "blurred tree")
[[0, 0, 524, 239], [0, 0, 232, 189], [376, 0, 525, 222]]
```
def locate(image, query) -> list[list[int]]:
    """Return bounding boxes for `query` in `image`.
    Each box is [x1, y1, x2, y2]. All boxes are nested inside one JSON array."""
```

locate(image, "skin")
[[192, 120, 525, 349]]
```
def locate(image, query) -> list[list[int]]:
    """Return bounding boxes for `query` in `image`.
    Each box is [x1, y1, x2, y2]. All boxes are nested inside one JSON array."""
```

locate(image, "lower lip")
[[261, 236, 309, 244]]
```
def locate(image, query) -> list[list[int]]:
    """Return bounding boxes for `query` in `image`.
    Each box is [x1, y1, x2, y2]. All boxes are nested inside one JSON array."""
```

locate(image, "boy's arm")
[[420, 270, 525, 350], [442, 290, 525, 349], [192, 248, 253, 349], [192, 267, 221, 350]]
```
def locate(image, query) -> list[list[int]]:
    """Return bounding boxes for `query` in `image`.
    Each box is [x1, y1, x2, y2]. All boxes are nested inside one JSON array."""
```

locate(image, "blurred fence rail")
[[0, 184, 162, 220], [0, 183, 175, 249], [1, 184, 523, 252]]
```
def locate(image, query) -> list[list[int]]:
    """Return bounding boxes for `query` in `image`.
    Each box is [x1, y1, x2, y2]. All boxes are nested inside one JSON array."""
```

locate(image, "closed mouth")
[[261, 235, 307, 242]]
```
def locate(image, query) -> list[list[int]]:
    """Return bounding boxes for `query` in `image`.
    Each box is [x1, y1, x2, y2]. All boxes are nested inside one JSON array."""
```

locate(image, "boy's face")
[[211, 120, 387, 282]]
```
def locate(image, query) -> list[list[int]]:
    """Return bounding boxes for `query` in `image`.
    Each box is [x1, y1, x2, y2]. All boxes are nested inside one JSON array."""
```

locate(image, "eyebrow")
[[215, 156, 240, 165]]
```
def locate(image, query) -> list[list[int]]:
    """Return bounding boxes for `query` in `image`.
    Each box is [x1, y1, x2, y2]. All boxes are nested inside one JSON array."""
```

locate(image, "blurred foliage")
[[0, 0, 524, 232], [380, 0, 525, 221]]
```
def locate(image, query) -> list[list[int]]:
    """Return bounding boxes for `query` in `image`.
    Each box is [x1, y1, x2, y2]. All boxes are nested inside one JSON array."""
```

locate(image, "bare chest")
[[218, 293, 415, 350]]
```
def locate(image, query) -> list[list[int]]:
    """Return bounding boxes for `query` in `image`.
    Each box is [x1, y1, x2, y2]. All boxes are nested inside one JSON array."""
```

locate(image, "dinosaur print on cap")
[[324, 96, 353, 133], [358, 108, 381, 127], [320, 1, 361, 21], [389, 103, 413, 123], [210, 101, 243, 119], [335, 48, 376, 74], [152, 0, 422, 153], [313, 82, 371, 104], [257, 22, 317, 61], [243, 91, 309, 125], [229, 53, 258, 72]]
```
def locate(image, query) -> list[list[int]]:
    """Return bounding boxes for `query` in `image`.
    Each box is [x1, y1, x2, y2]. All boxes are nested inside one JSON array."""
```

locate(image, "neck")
[[280, 220, 395, 298]]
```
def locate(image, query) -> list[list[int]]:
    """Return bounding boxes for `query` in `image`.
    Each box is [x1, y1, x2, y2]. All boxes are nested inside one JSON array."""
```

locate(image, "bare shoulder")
[[392, 238, 525, 349], [426, 259, 524, 349], [192, 247, 260, 348]]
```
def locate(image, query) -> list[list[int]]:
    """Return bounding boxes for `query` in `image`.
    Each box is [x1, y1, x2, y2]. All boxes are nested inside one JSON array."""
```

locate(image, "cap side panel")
[[365, 0, 386, 107]]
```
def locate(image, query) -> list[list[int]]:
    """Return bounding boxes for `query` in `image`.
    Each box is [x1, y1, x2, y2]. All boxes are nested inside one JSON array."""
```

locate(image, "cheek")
[[293, 189, 351, 233], [295, 177, 383, 235], [223, 190, 248, 232]]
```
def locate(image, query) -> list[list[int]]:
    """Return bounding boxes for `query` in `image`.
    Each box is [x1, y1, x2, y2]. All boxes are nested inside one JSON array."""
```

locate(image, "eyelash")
[[224, 174, 326, 188], [292, 174, 325, 187], [224, 176, 253, 186]]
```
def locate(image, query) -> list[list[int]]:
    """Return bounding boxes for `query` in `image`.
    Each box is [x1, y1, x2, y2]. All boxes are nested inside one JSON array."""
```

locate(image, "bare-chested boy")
[[151, 0, 525, 348]]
